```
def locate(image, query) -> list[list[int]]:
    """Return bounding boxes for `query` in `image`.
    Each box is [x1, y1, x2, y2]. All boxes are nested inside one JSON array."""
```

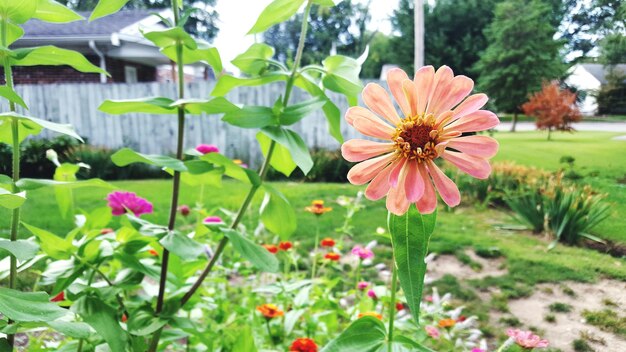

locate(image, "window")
[[124, 66, 138, 83]]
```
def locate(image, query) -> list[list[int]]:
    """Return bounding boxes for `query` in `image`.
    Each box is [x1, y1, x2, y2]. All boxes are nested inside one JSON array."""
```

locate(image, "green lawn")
[[493, 131, 626, 243]]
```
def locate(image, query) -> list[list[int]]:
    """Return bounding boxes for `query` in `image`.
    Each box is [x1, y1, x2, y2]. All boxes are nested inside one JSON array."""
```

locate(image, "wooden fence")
[[1, 81, 378, 166]]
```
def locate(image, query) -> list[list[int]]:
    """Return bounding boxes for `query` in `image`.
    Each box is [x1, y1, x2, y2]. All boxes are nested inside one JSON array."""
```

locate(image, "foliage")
[[521, 82, 582, 139], [474, 0, 565, 119], [596, 72, 626, 115]]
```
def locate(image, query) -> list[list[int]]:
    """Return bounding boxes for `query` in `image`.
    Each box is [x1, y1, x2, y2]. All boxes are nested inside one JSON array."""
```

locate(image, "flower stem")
[[310, 218, 320, 281], [148, 2, 186, 350], [387, 259, 398, 352], [178, 0, 314, 308], [265, 319, 275, 346], [2, 17, 19, 351]]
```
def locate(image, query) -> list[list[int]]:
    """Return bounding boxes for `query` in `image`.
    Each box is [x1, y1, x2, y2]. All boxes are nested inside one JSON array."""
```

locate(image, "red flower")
[[100, 228, 114, 234], [457, 315, 467, 322], [320, 237, 335, 247], [324, 252, 341, 261], [50, 292, 65, 302], [178, 205, 191, 216], [148, 249, 159, 256], [279, 241, 293, 251], [121, 313, 128, 323], [396, 302, 404, 311], [290, 337, 318, 352], [263, 244, 278, 254]]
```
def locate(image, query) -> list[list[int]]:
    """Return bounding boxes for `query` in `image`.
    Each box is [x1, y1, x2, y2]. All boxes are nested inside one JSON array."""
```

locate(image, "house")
[[566, 63, 626, 115], [9, 10, 176, 84]]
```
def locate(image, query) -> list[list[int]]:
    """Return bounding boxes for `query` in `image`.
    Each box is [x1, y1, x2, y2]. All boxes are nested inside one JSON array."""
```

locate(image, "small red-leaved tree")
[[522, 82, 582, 140]]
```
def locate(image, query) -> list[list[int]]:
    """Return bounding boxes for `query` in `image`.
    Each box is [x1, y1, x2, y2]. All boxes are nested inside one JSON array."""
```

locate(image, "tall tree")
[[58, 0, 219, 41], [474, 0, 566, 131]]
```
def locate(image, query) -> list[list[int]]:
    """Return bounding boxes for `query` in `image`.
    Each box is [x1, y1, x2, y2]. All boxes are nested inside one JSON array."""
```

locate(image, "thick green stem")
[[310, 218, 320, 281], [282, 1, 312, 106], [387, 260, 398, 351], [3, 17, 18, 351]]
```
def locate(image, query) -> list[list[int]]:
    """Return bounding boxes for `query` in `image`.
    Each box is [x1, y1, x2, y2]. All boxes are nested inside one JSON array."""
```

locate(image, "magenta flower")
[[507, 329, 549, 349], [425, 325, 440, 339], [203, 216, 224, 224], [471, 349, 485, 352], [357, 281, 370, 290], [178, 204, 190, 216], [367, 289, 377, 299], [351, 245, 374, 260], [106, 191, 153, 217], [196, 144, 219, 154]]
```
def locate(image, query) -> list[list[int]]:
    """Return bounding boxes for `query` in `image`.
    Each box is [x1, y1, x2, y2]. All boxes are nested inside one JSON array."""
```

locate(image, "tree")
[[474, 0, 566, 132], [595, 33, 626, 115], [263, 0, 371, 67], [58, 0, 219, 41], [360, 33, 394, 78], [522, 82, 582, 140]]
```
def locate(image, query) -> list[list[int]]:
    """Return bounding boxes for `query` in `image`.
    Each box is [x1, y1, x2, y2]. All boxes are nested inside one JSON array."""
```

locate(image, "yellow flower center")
[[393, 113, 439, 162]]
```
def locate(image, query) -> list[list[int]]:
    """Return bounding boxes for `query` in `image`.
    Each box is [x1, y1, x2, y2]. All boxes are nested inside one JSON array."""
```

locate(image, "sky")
[[212, 0, 400, 73]]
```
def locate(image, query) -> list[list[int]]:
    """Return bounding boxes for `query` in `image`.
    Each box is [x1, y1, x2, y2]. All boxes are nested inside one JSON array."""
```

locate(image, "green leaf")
[[232, 325, 258, 352], [111, 148, 187, 172], [0, 188, 26, 209], [232, 43, 275, 75], [212, 72, 289, 97], [89, 0, 130, 21], [295, 75, 343, 143], [143, 27, 197, 49], [222, 106, 277, 128], [258, 126, 313, 175], [320, 316, 386, 352], [311, 0, 340, 6], [72, 295, 128, 351], [33, 0, 83, 23], [52, 163, 80, 218], [16, 178, 112, 191], [0, 112, 83, 142], [0, 86, 27, 109], [23, 223, 73, 260], [257, 131, 296, 176], [47, 320, 92, 339], [0, 239, 38, 261], [159, 232, 205, 259], [161, 41, 222, 73], [170, 97, 239, 115], [260, 185, 296, 239], [98, 97, 176, 115], [0, 0, 37, 24], [12, 46, 108, 74], [221, 228, 279, 273], [127, 310, 168, 336], [6, 22, 24, 45], [279, 96, 326, 125], [248, 0, 306, 34], [322, 55, 363, 97], [199, 153, 261, 186], [0, 288, 68, 323], [388, 207, 437, 325]]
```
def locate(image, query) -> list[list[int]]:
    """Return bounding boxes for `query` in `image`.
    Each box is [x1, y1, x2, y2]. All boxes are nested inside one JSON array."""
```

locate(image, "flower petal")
[[345, 106, 377, 126], [402, 79, 418, 117], [387, 68, 411, 117], [353, 116, 396, 140], [427, 161, 460, 207], [446, 135, 499, 158], [404, 159, 425, 202], [429, 75, 474, 117], [452, 93, 488, 119], [442, 150, 491, 179], [444, 110, 499, 133], [365, 159, 398, 200], [415, 163, 437, 213], [347, 153, 396, 185], [363, 83, 401, 125], [426, 66, 454, 115], [389, 157, 407, 188], [386, 182, 410, 216], [342, 139, 395, 162], [414, 66, 435, 115]]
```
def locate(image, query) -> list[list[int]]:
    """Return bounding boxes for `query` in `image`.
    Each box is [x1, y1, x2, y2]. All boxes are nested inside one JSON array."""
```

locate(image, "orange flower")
[[100, 228, 114, 234], [305, 200, 332, 215], [262, 244, 278, 254], [256, 304, 284, 319], [279, 241, 293, 251], [148, 249, 158, 256], [320, 237, 335, 247], [290, 337, 318, 352], [358, 312, 382, 320], [324, 252, 341, 261], [438, 318, 456, 328]]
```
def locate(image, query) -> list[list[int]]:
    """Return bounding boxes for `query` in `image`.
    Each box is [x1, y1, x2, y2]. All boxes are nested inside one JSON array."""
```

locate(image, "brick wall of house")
[[3, 55, 157, 84]]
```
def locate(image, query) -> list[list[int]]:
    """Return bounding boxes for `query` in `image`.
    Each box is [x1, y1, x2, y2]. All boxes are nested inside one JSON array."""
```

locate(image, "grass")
[[582, 309, 626, 338], [493, 131, 626, 244]]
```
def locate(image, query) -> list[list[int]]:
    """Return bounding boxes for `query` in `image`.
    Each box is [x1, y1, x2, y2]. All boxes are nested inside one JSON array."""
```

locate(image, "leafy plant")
[[521, 82, 582, 140]]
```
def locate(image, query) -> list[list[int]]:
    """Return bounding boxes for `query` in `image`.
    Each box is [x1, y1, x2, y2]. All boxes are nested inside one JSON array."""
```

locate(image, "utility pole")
[[414, 0, 424, 70]]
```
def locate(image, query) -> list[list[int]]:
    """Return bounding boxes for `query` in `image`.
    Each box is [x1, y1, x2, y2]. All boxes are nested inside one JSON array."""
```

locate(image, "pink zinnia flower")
[[471, 349, 485, 352], [341, 66, 499, 215], [106, 191, 153, 217], [367, 289, 377, 299], [178, 204, 191, 216], [351, 245, 374, 260], [357, 281, 370, 290], [203, 216, 223, 224], [196, 144, 219, 154], [425, 325, 440, 339], [506, 329, 549, 349]]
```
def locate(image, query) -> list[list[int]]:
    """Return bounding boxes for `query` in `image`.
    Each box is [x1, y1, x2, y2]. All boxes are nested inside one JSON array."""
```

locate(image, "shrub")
[[521, 82, 582, 140], [0, 136, 79, 178]]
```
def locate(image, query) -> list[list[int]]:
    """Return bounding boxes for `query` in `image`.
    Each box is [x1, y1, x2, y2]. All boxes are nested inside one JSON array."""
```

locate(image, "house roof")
[[580, 63, 626, 85], [22, 10, 155, 38]]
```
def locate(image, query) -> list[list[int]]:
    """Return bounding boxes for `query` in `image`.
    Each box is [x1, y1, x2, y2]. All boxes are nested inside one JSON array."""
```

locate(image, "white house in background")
[[565, 63, 626, 115]]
